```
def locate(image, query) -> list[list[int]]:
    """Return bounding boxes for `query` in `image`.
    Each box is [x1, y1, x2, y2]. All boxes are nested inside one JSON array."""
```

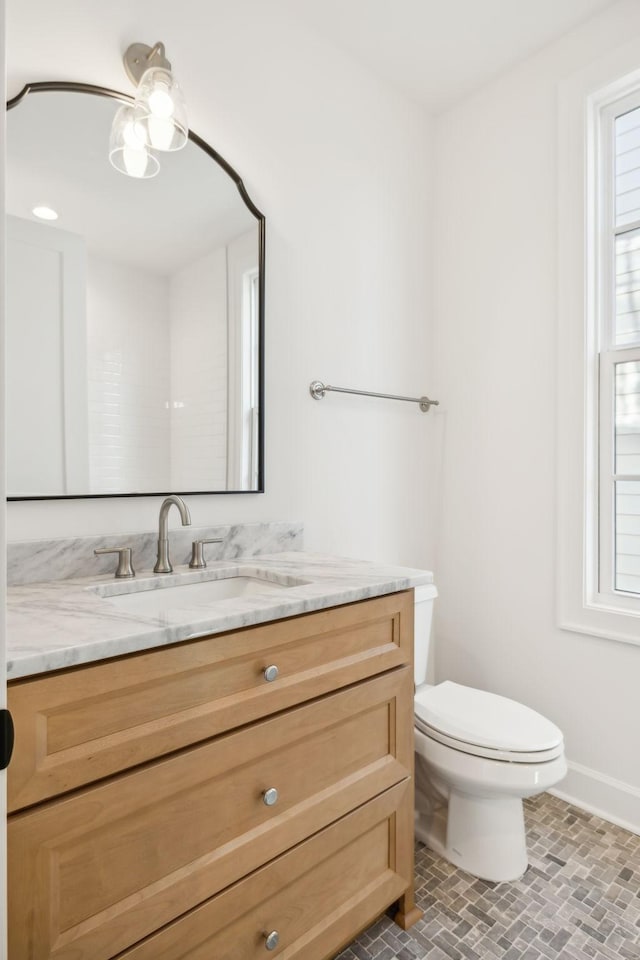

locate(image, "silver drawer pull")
[[263, 665, 279, 682], [262, 787, 279, 806], [264, 931, 280, 951]]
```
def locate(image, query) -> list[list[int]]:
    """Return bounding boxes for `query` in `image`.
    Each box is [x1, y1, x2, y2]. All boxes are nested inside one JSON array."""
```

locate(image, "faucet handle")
[[189, 538, 224, 569], [94, 546, 135, 579]]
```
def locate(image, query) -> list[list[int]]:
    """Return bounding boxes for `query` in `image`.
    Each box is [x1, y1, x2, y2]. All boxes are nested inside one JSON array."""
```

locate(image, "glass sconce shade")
[[109, 104, 160, 179], [133, 67, 188, 152]]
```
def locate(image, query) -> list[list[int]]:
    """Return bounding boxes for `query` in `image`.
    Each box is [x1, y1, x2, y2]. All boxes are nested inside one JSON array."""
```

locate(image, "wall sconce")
[[109, 41, 188, 178]]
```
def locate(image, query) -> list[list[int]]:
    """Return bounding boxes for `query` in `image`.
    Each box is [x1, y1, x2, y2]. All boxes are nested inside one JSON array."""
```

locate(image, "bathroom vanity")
[[5, 73, 430, 959], [6, 548, 431, 960]]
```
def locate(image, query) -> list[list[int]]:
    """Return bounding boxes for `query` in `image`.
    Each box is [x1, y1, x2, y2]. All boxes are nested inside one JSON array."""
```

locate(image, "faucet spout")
[[154, 495, 191, 573]]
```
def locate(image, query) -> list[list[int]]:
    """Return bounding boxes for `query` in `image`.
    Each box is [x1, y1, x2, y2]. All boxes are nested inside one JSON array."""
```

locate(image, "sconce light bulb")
[[148, 79, 175, 119], [133, 66, 188, 151], [122, 119, 145, 150], [122, 145, 151, 179], [146, 117, 176, 151]]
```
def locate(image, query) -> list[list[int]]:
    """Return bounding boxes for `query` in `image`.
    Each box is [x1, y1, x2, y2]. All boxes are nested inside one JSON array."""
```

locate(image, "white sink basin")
[[100, 573, 302, 618]]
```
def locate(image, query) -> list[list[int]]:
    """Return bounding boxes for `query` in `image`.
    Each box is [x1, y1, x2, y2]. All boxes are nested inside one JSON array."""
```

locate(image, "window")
[[558, 55, 640, 647], [240, 266, 260, 490], [597, 95, 640, 606], [226, 231, 261, 491]]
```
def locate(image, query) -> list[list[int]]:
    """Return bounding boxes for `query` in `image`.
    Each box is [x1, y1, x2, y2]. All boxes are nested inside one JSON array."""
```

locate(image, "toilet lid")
[[414, 681, 563, 753]]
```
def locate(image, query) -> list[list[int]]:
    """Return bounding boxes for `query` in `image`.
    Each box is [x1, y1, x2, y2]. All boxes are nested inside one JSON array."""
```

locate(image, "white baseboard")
[[548, 760, 640, 836]]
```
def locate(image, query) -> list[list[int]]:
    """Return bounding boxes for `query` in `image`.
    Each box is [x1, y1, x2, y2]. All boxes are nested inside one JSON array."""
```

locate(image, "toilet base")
[[415, 791, 528, 883]]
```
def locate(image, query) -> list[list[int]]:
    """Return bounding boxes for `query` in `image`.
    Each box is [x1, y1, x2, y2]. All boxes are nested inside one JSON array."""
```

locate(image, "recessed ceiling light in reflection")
[[32, 205, 58, 221]]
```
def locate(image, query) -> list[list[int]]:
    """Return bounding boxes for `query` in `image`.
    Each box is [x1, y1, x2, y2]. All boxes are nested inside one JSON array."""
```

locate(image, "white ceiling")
[[276, 0, 620, 111]]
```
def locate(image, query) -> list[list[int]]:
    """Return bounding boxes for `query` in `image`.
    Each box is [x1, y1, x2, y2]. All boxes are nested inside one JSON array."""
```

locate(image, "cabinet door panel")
[[8, 591, 413, 811], [119, 780, 413, 960], [8, 668, 413, 960]]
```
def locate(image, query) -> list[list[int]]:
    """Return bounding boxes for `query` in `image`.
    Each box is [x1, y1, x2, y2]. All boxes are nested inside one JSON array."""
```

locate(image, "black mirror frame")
[[6, 80, 265, 501]]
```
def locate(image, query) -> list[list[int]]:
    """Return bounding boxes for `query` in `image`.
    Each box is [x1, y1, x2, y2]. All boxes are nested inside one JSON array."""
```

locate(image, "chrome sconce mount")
[[122, 42, 173, 86]]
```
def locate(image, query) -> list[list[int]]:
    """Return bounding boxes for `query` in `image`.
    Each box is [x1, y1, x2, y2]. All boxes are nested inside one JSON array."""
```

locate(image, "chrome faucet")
[[154, 495, 191, 573]]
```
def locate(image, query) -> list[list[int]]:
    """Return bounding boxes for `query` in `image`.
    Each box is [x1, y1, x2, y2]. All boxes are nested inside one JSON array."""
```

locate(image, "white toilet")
[[413, 584, 566, 883]]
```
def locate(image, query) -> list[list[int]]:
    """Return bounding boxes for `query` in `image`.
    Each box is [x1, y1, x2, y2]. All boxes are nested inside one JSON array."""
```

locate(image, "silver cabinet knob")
[[262, 787, 278, 806], [264, 931, 280, 951], [263, 664, 279, 682]]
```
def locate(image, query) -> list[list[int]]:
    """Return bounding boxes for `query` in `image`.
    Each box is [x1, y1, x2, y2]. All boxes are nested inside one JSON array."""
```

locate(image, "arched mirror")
[[6, 82, 264, 499]]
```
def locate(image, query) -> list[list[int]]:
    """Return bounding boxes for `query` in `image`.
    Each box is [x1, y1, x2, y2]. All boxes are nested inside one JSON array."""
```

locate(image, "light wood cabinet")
[[8, 591, 421, 960]]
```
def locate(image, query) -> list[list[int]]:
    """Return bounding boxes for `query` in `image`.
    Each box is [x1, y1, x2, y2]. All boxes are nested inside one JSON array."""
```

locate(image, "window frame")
[[593, 91, 640, 612], [558, 51, 640, 648]]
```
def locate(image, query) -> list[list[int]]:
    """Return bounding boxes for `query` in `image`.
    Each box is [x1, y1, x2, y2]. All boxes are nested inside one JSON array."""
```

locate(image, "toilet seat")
[[414, 681, 564, 764], [415, 715, 564, 762]]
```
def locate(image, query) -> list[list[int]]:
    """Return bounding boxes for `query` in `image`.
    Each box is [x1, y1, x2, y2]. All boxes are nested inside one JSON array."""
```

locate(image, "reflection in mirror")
[[6, 84, 264, 498]]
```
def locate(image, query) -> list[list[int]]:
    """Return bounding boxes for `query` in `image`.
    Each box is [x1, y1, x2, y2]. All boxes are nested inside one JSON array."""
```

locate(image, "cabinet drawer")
[[119, 779, 414, 960], [8, 667, 413, 960], [8, 591, 413, 811]]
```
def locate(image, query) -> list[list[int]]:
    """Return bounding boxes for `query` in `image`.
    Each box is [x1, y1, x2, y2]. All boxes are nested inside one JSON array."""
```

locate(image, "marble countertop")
[[7, 552, 433, 680]]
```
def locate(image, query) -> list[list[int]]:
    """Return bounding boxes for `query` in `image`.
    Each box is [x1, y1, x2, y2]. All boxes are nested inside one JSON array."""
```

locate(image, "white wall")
[[434, 0, 640, 829], [87, 256, 171, 493], [7, 220, 73, 492], [6, 217, 89, 495], [5, 0, 434, 568]]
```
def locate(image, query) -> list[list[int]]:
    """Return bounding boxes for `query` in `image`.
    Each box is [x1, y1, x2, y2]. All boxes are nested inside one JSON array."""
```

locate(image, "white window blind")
[[613, 356, 640, 594]]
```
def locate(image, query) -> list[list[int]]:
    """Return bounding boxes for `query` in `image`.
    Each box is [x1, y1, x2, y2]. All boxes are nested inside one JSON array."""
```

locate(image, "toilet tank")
[[413, 583, 438, 686]]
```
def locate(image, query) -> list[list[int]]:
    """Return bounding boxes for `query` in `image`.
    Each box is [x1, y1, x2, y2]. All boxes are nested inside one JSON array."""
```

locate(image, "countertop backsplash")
[[7, 520, 304, 586]]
